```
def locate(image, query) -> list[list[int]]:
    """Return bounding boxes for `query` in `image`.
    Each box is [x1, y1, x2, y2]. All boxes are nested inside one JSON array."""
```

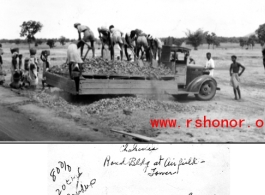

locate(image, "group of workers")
[[74, 23, 162, 62]]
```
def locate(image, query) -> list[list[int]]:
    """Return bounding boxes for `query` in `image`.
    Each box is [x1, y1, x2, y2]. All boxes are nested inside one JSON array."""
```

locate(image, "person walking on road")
[[229, 55, 246, 100], [205, 52, 215, 77], [74, 23, 95, 58]]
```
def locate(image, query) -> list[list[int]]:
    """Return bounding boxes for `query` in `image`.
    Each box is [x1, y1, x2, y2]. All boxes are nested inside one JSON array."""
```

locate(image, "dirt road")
[[0, 86, 128, 141]]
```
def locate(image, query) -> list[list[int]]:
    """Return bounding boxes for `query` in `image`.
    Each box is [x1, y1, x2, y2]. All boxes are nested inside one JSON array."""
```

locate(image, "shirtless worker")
[[123, 31, 136, 61], [74, 23, 95, 58], [109, 25, 124, 60], [229, 55, 246, 100], [147, 35, 162, 63], [98, 26, 110, 58]]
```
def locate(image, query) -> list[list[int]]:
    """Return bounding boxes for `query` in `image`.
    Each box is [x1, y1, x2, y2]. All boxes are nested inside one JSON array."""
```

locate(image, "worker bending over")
[[147, 35, 162, 63], [74, 23, 95, 58], [98, 26, 111, 57], [109, 25, 124, 60]]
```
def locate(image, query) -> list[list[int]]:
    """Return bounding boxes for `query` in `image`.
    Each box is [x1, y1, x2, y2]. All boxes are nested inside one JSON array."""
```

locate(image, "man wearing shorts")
[[98, 26, 110, 57], [109, 25, 124, 60], [74, 23, 95, 58], [229, 55, 246, 100]]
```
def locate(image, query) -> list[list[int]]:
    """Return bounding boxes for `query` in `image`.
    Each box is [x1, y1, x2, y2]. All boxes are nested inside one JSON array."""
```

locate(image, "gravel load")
[[49, 57, 173, 77]]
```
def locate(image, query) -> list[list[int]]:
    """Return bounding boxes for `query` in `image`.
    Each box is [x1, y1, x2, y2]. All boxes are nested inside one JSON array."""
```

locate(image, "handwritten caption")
[[103, 144, 205, 176], [50, 161, 96, 195]]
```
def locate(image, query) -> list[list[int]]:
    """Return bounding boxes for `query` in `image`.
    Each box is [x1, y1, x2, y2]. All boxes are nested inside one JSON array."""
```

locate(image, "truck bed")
[[45, 72, 180, 95]]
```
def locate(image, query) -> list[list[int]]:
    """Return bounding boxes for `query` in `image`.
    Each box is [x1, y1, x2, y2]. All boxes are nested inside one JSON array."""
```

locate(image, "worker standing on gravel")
[[205, 52, 215, 77], [98, 26, 110, 57], [74, 23, 95, 58], [109, 25, 124, 60], [229, 55, 246, 100], [123, 32, 136, 61], [147, 35, 162, 63]]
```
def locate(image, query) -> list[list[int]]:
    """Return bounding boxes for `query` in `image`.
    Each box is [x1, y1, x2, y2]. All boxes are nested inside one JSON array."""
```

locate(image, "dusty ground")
[[0, 43, 264, 142]]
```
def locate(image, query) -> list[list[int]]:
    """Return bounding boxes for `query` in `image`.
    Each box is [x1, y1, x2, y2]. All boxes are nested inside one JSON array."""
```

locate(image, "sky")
[[0, 0, 265, 39]]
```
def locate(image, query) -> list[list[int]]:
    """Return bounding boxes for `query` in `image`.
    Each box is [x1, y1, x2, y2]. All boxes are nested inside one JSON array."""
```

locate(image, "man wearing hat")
[[74, 23, 95, 58]]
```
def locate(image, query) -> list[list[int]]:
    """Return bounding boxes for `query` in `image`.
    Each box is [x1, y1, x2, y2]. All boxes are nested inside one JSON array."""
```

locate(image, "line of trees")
[[161, 27, 265, 50], [2, 20, 265, 51]]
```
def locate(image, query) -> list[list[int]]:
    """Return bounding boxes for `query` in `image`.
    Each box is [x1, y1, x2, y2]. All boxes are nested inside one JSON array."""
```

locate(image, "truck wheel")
[[195, 80, 216, 101]]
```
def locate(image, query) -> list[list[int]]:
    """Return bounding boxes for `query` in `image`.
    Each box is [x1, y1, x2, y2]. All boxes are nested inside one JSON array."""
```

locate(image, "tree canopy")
[[59, 36, 66, 45], [20, 20, 43, 49], [255, 23, 265, 46], [185, 29, 207, 50], [47, 39, 56, 48]]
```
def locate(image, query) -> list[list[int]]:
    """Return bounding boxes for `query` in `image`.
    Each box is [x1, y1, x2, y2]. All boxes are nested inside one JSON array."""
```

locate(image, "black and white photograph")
[[0, 0, 265, 142]]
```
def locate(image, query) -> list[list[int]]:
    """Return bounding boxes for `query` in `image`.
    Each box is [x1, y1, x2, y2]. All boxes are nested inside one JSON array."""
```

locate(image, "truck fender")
[[186, 75, 217, 93]]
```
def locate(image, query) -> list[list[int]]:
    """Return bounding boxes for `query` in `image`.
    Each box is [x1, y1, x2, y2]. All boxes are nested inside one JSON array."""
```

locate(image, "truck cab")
[[161, 45, 219, 100]]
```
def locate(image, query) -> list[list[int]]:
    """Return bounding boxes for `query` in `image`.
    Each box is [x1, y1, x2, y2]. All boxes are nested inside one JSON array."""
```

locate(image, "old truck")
[[45, 46, 220, 100]]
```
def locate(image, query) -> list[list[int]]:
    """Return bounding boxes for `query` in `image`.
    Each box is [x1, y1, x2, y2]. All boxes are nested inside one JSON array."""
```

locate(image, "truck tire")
[[195, 80, 216, 101]]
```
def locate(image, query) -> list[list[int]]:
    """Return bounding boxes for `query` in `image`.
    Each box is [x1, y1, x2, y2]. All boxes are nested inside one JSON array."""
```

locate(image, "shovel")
[[80, 40, 92, 61], [130, 46, 144, 68]]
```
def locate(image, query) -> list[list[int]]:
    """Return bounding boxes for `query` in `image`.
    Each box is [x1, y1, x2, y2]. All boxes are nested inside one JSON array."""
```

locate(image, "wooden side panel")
[[79, 79, 179, 95], [45, 72, 77, 94]]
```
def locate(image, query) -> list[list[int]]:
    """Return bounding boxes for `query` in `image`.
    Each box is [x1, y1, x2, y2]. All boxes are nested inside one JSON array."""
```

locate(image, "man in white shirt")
[[205, 52, 215, 76]]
